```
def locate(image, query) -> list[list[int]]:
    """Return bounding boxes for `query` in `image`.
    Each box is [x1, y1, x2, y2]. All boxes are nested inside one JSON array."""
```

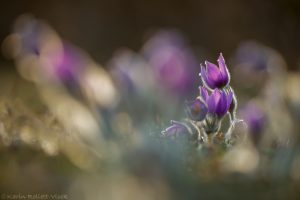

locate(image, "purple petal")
[[226, 90, 233, 111], [217, 53, 230, 86], [164, 125, 181, 136], [199, 86, 209, 102], [207, 89, 221, 113], [200, 64, 215, 89], [163, 121, 188, 137], [215, 90, 228, 117], [205, 61, 221, 81], [217, 53, 227, 75]]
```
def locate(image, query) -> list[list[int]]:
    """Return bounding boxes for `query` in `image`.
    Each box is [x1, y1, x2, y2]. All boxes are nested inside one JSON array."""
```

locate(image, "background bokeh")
[[1, 1, 300, 200], [0, 0, 300, 69]]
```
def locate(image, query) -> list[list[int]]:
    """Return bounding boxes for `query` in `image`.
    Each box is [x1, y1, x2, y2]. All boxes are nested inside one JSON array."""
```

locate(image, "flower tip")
[[204, 61, 213, 68], [200, 63, 205, 69], [218, 52, 225, 61]]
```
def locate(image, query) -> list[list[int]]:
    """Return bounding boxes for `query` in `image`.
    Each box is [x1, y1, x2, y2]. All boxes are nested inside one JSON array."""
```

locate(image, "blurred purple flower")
[[200, 53, 230, 89], [108, 49, 155, 96], [162, 120, 189, 137], [16, 20, 42, 55], [231, 41, 280, 92], [45, 44, 85, 83], [240, 102, 266, 139], [233, 42, 269, 72], [200, 86, 233, 119], [185, 98, 208, 121], [142, 30, 199, 96], [12, 16, 58, 57]]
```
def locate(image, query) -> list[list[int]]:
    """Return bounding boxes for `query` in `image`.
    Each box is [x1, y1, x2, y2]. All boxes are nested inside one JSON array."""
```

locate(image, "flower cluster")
[[162, 53, 238, 145]]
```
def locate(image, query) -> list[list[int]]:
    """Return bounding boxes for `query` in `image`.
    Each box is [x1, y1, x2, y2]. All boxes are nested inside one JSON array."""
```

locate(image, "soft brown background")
[[0, 0, 300, 70]]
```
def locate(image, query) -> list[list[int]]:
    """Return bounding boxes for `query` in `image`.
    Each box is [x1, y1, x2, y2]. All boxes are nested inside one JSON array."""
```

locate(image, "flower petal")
[[217, 53, 227, 74], [199, 86, 209, 102], [215, 90, 228, 117], [163, 121, 187, 137], [217, 53, 230, 85], [200, 64, 215, 89], [207, 89, 221, 113], [205, 61, 221, 83], [226, 90, 233, 111]]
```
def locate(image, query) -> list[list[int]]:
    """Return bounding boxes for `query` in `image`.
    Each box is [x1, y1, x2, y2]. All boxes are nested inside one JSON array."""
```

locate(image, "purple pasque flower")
[[185, 98, 208, 121], [162, 120, 189, 137], [200, 53, 230, 89], [200, 86, 233, 119]]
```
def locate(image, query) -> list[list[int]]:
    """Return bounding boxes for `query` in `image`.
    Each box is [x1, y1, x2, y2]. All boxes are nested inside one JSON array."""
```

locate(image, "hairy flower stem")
[[186, 120, 208, 144], [224, 87, 243, 146]]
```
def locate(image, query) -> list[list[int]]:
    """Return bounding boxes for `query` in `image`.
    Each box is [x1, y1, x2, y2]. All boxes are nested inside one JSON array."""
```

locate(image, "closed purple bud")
[[200, 53, 230, 89], [162, 120, 189, 137], [185, 98, 208, 121]]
